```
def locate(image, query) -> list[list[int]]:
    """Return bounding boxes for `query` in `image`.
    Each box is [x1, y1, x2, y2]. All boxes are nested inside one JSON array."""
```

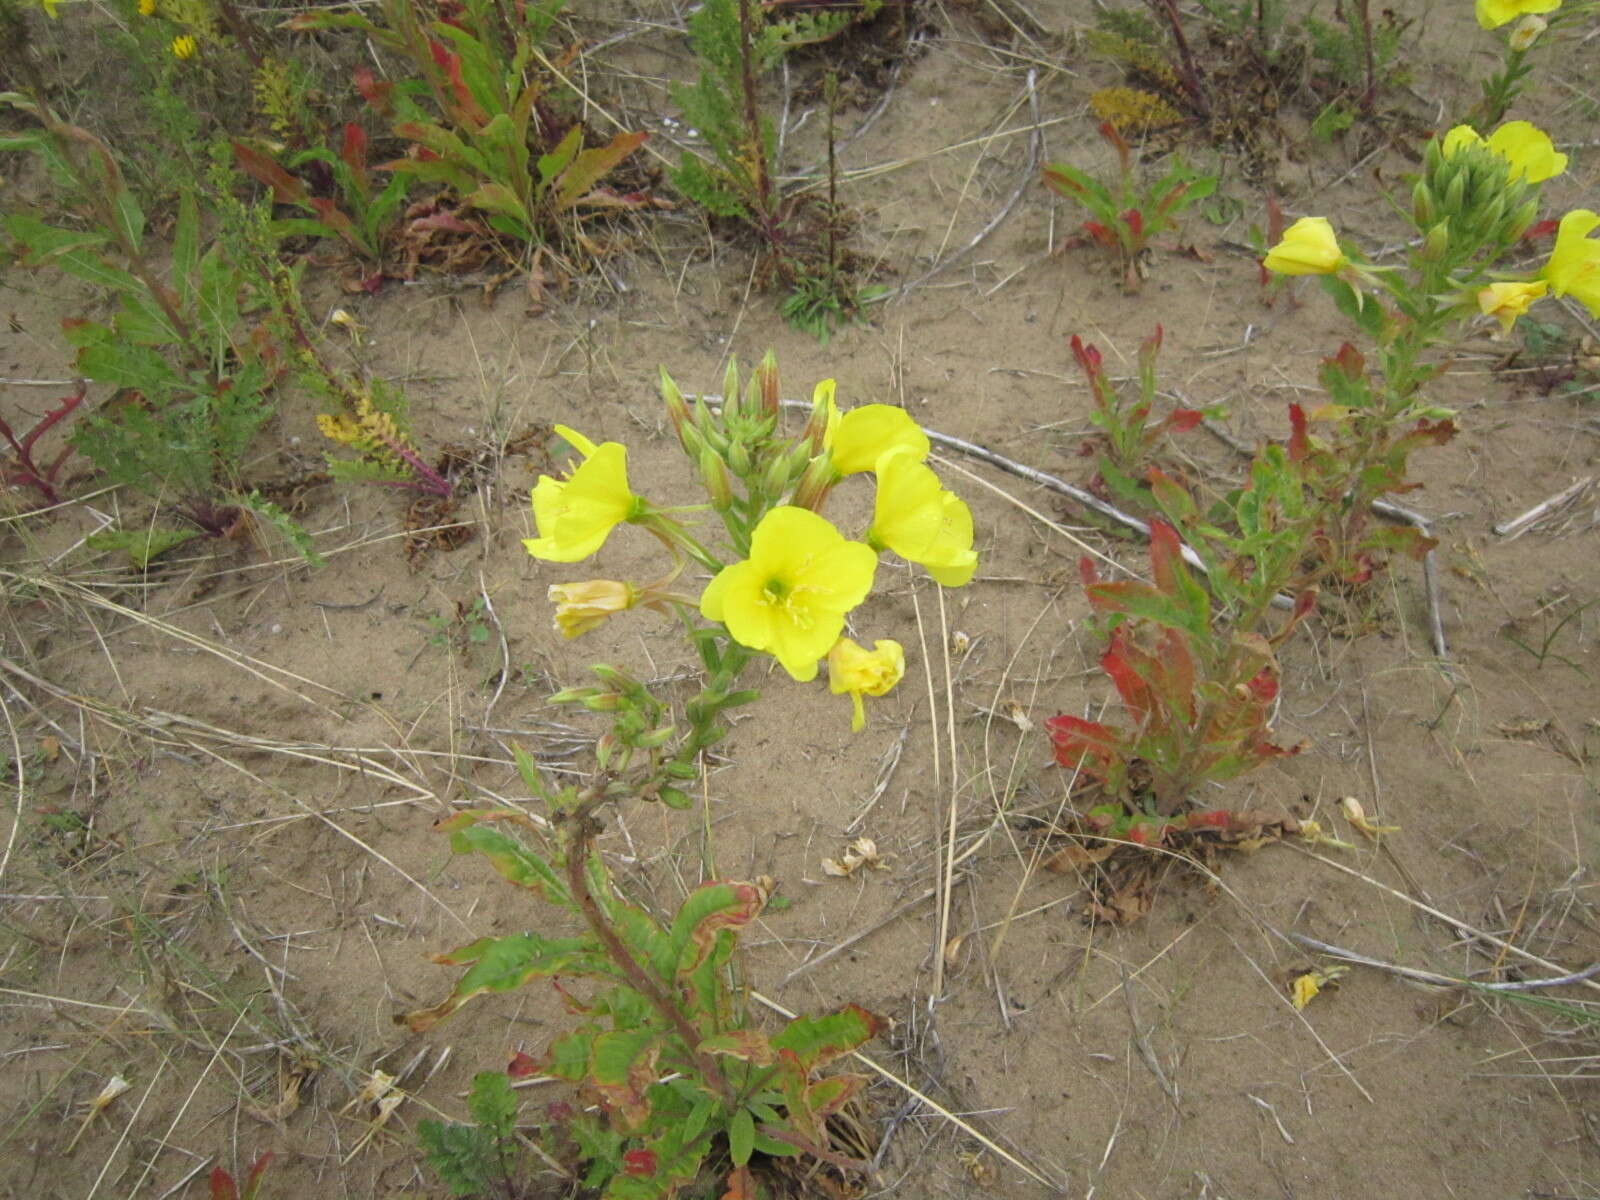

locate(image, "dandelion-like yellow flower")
[[548, 580, 638, 639], [699, 507, 876, 682], [826, 403, 930, 476], [1442, 121, 1567, 182], [1477, 280, 1548, 333], [171, 33, 198, 59], [1542, 209, 1600, 318], [1476, 0, 1560, 29], [868, 447, 978, 587], [523, 426, 643, 563], [138, 0, 157, 15], [828, 637, 905, 732], [1262, 217, 1347, 276]]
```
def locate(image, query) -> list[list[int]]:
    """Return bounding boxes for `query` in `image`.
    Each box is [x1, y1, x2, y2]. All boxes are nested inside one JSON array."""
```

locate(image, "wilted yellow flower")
[[1262, 217, 1347, 276], [1444, 121, 1566, 182], [1476, 279, 1548, 333], [1542, 209, 1600, 318], [868, 448, 978, 586], [1509, 12, 1547, 46], [548, 580, 638, 638], [699, 507, 876, 682], [1476, 0, 1560, 29], [171, 33, 198, 58], [826, 403, 930, 476], [828, 637, 905, 732], [523, 426, 643, 563]]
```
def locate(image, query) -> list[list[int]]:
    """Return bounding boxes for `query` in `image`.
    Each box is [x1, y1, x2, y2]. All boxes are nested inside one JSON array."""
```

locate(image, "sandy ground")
[[3, 0, 1600, 1196]]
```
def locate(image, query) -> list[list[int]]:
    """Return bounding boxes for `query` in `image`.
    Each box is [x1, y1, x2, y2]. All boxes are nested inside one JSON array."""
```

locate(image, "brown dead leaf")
[[1043, 840, 1118, 872], [821, 836, 889, 877]]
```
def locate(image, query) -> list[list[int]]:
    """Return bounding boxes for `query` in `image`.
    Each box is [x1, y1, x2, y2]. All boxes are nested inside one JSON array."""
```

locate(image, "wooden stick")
[[1492, 476, 1594, 539]]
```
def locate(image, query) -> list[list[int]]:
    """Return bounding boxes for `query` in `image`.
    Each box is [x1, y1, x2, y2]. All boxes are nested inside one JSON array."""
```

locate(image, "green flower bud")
[[1412, 178, 1436, 228], [1421, 220, 1451, 261], [699, 445, 734, 510], [636, 723, 677, 749], [1505, 196, 1540, 241], [754, 349, 781, 417], [760, 450, 792, 501], [660, 367, 690, 441], [659, 786, 693, 810], [722, 358, 742, 422], [1443, 169, 1468, 218], [790, 453, 839, 512], [727, 437, 752, 477]]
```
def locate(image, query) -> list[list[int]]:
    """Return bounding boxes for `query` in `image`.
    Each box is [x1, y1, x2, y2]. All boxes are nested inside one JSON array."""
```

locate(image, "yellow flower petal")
[[1441, 125, 1483, 158], [870, 448, 978, 586], [549, 579, 637, 638], [828, 637, 905, 731], [1484, 120, 1567, 182], [828, 405, 930, 476], [1262, 216, 1347, 276], [1542, 209, 1600, 318], [700, 507, 877, 682], [1476, 0, 1560, 29], [171, 33, 198, 59], [522, 430, 640, 562], [1476, 279, 1547, 333]]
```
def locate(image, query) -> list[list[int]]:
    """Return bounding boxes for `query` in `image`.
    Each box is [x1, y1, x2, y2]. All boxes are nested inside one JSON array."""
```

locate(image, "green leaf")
[[768, 1003, 882, 1070], [553, 130, 649, 211], [398, 932, 614, 1032], [668, 881, 766, 977], [172, 193, 199, 314], [85, 526, 201, 568], [441, 816, 571, 904], [728, 1108, 755, 1167], [464, 1070, 519, 1138]]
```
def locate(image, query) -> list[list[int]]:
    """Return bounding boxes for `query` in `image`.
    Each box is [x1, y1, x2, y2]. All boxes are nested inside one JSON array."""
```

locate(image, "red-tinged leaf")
[[671, 881, 766, 976], [1101, 630, 1154, 725], [308, 196, 358, 237], [409, 209, 479, 233], [1165, 407, 1203, 433], [209, 1167, 238, 1200], [590, 1029, 661, 1128], [699, 1029, 776, 1066], [803, 1072, 867, 1120], [722, 1165, 758, 1200], [1045, 713, 1122, 779], [359, 271, 383, 295], [340, 123, 368, 178], [240, 1153, 272, 1200], [507, 1050, 540, 1078], [552, 130, 649, 212], [1522, 218, 1558, 241], [1148, 519, 1182, 595], [768, 1004, 883, 1071], [1187, 808, 1233, 829], [232, 141, 308, 205], [1069, 334, 1101, 378], [1326, 342, 1364, 380], [1287, 403, 1309, 462], [1078, 555, 1099, 589], [623, 1149, 657, 1178], [1245, 668, 1278, 702], [1082, 220, 1115, 247], [354, 67, 392, 115], [1156, 626, 1196, 719], [1121, 207, 1144, 237]]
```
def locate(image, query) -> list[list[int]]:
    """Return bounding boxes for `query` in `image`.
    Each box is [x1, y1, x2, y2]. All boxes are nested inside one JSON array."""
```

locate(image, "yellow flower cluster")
[[171, 33, 198, 59], [527, 381, 979, 729], [1441, 120, 1566, 183]]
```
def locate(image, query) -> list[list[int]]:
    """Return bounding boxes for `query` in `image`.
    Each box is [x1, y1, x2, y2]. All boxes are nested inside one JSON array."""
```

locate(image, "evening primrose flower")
[[1542, 209, 1600, 317], [868, 447, 978, 587], [549, 580, 638, 639], [699, 507, 876, 682], [826, 403, 930, 476], [171, 33, 198, 58], [1443, 121, 1567, 182], [138, 0, 156, 14], [828, 637, 905, 732], [523, 426, 644, 563], [1477, 280, 1548, 333], [1262, 217, 1347, 276], [1476, 0, 1560, 29]]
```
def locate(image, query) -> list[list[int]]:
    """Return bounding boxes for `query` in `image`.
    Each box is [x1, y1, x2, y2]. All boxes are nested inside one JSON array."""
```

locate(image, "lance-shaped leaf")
[[552, 130, 650, 212], [768, 1003, 882, 1072], [589, 1029, 663, 1130], [397, 932, 613, 1032], [669, 881, 767, 977], [437, 811, 570, 904], [697, 1029, 777, 1067]]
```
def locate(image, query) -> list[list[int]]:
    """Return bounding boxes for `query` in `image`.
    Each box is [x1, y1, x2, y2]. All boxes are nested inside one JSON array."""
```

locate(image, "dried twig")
[[1491, 476, 1594, 539], [1287, 932, 1600, 993]]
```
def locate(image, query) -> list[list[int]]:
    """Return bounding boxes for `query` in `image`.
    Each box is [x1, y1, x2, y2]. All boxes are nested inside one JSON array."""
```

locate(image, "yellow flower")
[[868, 448, 978, 586], [1476, 0, 1560, 29], [1445, 121, 1567, 182], [523, 425, 643, 563], [39, 0, 59, 16], [171, 33, 198, 59], [138, 0, 156, 15], [1542, 209, 1600, 318], [1262, 217, 1347, 276], [1476, 279, 1547, 333], [826, 403, 930, 476], [549, 580, 638, 639], [699, 507, 876, 682], [828, 638, 905, 732]]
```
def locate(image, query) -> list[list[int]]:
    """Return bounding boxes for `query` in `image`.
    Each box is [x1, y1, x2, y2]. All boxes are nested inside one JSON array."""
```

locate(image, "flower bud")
[[760, 450, 792, 502], [699, 445, 734, 510], [1509, 13, 1545, 49], [1505, 196, 1540, 240], [727, 437, 752, 478], [660, 368, 690, 444], [721, 358, 742, 422], [1421, 220, 1451, 261], [754, 349, 780, 417], [1411, 178, 1436, 228], [635, 723, 677, 749], [790, 454, 839, 512], [802, 379, 836, 454], [1443, 169, 1468, 218]]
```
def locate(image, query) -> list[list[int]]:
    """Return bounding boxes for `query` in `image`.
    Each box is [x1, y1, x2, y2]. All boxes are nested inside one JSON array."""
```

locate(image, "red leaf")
[[1044, 714, 1121, 779], [340, 123, 368, 177], [623, 1149, 657, 1177], [1287, 403, 1309, 462], [1147, 519, 1182, 595], [1081, 220, 1115, 247], [1121, 207, 1144, 237], [507, 1050, 540, 1078], [1069, 334, 1102, 378], [1522, 218, 1558, 241], [1078, 555, 1099, 589], [1166, 408, 1203, 432], [1245, 668, 1278, 702], [353, 67, 393, 116], [209, 1167, 238, 1200]]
